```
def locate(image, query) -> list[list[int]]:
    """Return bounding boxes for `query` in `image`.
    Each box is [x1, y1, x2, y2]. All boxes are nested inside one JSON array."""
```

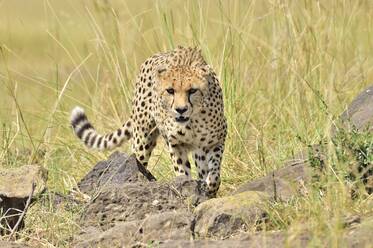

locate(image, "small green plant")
[[333, 126, 373, 195]]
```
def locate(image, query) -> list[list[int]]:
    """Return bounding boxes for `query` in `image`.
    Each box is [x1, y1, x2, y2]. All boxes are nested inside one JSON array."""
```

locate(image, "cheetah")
[[70, 46, 227, 196]]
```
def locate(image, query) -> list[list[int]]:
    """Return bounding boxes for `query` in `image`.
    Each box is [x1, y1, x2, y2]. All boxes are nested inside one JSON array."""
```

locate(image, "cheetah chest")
[[163, 115, 225, 148]]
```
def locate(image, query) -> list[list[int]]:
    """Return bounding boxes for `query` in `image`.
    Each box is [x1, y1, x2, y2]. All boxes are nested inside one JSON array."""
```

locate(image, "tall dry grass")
[[0, 0, 372, 246]]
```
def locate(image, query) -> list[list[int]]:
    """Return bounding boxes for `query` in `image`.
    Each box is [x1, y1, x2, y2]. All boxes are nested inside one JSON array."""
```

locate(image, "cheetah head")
[[156, 66, 210, 124]]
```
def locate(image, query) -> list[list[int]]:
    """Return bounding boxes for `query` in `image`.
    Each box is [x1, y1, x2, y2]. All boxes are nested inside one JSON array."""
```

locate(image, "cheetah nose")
[[175, 107, 188, 114]]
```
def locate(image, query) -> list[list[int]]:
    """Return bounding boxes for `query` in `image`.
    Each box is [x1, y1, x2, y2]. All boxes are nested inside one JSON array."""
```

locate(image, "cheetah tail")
[[70, 106, 132, 150]]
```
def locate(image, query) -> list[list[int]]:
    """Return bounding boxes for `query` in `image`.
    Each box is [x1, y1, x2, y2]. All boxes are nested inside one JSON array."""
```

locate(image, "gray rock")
[[0, 165, 47, 235], [0, 165, 47, 198], [73, 152, 216, 246], [233, 146, 324, 201], [192, 191, 268, 238], [79, 181, 189, 230], [75, 211, 191, 247], [78, 151, 155, 195], [78, 152, 210, 230], [338, 85, 373, 132]]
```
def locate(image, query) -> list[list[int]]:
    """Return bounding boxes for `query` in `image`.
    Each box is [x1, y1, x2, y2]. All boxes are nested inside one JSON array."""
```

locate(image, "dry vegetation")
[[0, 0, 372, 246]]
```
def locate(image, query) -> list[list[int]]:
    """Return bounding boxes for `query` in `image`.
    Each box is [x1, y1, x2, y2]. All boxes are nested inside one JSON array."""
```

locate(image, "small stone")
[[0, 164, 47, 198], [0, 164, 47, 235]]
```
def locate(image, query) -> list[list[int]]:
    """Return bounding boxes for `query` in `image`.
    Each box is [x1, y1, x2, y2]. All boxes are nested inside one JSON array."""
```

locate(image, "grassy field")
[[1, 0, 373, 246]]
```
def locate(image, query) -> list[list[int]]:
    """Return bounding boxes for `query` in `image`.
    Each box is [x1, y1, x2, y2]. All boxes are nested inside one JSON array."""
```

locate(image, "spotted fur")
[[70, 46, 227, 196]]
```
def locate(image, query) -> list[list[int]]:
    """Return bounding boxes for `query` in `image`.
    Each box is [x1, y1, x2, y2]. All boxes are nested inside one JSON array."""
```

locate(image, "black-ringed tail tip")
[[70, 106, 132, 150]]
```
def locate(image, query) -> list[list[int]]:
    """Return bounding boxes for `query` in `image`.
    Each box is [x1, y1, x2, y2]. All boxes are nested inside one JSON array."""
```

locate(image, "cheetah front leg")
[[169, 145, 192, 178], [193, 149, 209, 180], [205, 143, 224, 196]]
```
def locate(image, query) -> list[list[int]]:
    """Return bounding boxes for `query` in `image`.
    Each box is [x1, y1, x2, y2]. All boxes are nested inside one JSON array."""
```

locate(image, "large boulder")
[[233, 146, 324, 201], [78, 153, 208, 230], [192, 191, 269, 238], [80, 181, 190, 230], [0, 165, 47, 235], [77, 152, 155, 195], [338, 85, 373, 132], [0, 165, 47, 199]]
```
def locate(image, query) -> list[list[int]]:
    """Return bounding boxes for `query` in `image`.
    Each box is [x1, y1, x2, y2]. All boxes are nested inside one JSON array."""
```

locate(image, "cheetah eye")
[[188, 88, 198, 95], [166, 88, 175, 95]]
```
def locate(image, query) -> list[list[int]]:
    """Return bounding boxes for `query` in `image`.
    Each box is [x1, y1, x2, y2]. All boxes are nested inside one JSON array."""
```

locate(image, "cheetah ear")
[[195, 47, 202, 55], [199, 65, 214, 85], [198, 65, 211, 77]]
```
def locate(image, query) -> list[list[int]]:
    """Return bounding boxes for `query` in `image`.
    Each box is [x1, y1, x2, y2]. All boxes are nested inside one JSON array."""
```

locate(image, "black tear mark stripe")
[[188, 94, 193, 106], [188, 91, 198, 107]]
